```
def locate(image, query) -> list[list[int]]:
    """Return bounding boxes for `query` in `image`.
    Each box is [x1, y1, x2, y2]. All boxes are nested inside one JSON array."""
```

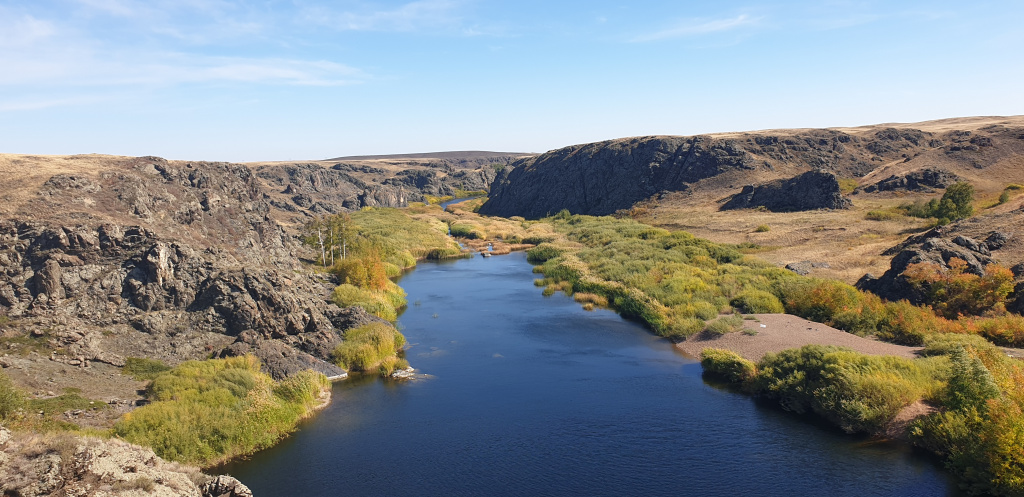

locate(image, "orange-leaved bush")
[[903, 258, 1014, 319]]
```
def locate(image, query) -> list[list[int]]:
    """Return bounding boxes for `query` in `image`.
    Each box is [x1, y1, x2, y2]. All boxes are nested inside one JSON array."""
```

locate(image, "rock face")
[[857, 227, 1010, 305], [721, 170, 851, 212], [861, 168, 960, 193], [0, 426, 251, 497], [480, 136, 756, 218], [256, 163, 410, 214], [479, 127, 941, 219], [0, 156, 375, 380], [254, 157, 505, 221]]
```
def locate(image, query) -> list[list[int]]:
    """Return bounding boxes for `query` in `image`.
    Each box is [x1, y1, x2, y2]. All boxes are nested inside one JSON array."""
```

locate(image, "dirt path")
[[675, 314, 922, 361]]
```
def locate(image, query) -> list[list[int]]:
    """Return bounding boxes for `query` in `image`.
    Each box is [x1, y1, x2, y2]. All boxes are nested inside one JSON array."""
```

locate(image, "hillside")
[[0, 154, 383, 402], [479, 116, 1024, 285], [245, 151, 533, 228], [481, 116, 1024, 219]]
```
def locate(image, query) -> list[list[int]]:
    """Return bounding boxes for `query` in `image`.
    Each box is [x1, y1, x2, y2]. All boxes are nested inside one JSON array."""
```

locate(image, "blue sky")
[[1, 0, 1022, 161]]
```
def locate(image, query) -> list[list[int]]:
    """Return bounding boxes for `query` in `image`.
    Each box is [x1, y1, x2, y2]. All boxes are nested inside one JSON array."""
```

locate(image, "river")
[[219, 251, 959, 496]]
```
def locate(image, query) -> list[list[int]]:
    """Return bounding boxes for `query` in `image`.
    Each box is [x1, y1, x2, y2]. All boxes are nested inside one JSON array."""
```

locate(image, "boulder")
[[857, 228, 1005, 304], [721, 170, 851, 212]]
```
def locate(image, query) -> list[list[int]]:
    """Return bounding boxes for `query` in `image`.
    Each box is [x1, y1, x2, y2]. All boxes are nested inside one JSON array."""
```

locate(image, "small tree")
[[935, 182, 975, 222], [328, 213, 356, 263], [302, 215, 328, 266]]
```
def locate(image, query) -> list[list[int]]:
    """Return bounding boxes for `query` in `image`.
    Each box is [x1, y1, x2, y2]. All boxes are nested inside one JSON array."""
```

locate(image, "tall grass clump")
[[753, 345, 939, 433], [113, 356, 329, 467], [730, 289, 784, 314], [704, 314, 745, 336], [331, 322, 407, 376], [331, 281, 407, 322], [0, 371, 25, 421]]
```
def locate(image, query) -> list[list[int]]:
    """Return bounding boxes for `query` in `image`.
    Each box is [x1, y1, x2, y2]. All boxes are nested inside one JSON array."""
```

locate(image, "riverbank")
[[675, 314, 923, 361]]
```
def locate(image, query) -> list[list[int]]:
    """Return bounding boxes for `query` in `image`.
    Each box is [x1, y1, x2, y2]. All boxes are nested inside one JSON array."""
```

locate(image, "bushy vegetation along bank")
[[2, 355, 330, 468], [701, 335, 1024, 496], [525, 212, 1024, 348], [331, 322, 409, 376], [303, 207, 471, 323], [113, 356, 329, 467]]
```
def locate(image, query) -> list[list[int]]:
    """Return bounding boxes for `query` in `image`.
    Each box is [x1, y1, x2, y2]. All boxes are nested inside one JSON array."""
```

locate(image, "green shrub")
[[331, 282, 406, 322], [114, 356, 328, 467], [701, 348, 756, 383], [331, 323, 406, 375], [526, 243, 564, 263], [730, 289, 784, 314], [900, 182, 975, 223], [837, 178, 859, 195], [122, 357, 172, 381], [449, 223, 483, 239], [778, 278, 884, 335], [754, 224, 771, 233], [969, 314, 1024, 347], [754, 345, 937, 433], [874, 300, 937, 346], [424, 247, 467, 260], [920, 333, 998, 357]]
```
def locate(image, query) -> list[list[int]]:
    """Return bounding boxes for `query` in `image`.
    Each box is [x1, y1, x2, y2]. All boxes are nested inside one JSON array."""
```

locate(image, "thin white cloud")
[[0, 49, 365, 87], [0, 96, 107, 112], [300, 0, 465, 33], [631, 14, 760, 42], [68, 0, 270, 45], [0, 14, 57, 47], [72, 0, 140, 17]]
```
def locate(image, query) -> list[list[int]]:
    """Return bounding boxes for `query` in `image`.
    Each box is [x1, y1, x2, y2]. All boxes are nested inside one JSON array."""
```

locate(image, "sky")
[[1, 0, 1022, 162]]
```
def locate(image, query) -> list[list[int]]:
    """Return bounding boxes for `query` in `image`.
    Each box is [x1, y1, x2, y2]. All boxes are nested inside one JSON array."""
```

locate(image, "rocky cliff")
[[0, 155, 380, 387], [478, 122, 1024, 219], [253, 153, 518, 225]]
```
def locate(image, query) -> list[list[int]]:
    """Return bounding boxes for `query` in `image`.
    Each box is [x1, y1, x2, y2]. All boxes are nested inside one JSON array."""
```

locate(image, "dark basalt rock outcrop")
[[861, 168, 960, 193], [721, 171, 851, 212], [0, 158, 398, 381], [857, 228, 1011, 305], [256, 163, 409, 213], [256, 159, 501, 218], [479, 136, 756, 218], [478, 127, 947, 219]]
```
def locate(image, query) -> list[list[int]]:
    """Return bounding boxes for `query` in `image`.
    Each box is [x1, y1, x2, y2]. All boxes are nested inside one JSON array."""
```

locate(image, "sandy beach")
[[675, 314, 923, 361]]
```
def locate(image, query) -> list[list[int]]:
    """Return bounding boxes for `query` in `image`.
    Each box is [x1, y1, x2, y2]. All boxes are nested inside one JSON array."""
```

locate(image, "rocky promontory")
[[720, 170, 851, 212]]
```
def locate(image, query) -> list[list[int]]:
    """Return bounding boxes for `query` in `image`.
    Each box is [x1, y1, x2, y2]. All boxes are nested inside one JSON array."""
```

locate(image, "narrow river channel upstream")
[[219, 251, 959, 497]]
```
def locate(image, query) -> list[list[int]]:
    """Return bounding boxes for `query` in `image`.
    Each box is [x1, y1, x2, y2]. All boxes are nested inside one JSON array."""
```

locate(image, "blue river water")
[[219, 251, 959, 497]]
